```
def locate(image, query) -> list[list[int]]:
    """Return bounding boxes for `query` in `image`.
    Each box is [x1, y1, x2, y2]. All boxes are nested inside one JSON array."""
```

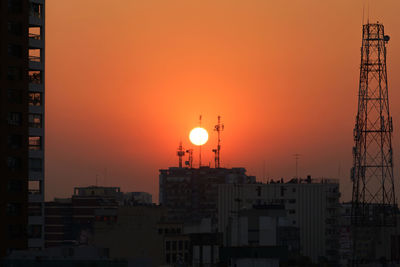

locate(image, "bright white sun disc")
[[189, 127, 208, 146]]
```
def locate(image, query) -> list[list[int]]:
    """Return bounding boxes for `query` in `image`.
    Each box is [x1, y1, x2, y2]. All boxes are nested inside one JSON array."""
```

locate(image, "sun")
[[189, 127, 208, 146]]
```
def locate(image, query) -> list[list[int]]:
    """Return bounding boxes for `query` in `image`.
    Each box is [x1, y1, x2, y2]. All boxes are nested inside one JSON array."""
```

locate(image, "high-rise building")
[[159, 167, 256, 223], [218, 177, 340, 264], [0, 0, 45, 256]]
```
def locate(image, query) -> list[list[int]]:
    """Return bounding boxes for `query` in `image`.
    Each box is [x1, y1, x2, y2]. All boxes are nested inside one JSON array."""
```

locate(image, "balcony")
[[29, 2, 44, 26], [29, 27, 44, 48], [29, 70, 42, 85]]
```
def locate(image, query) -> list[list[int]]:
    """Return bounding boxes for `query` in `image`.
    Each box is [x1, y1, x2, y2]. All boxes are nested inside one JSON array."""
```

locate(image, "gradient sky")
[[45, 0, 400, 202]]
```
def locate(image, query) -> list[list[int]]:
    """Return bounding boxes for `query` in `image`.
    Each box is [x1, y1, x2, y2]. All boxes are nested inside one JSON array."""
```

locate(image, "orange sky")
[[45, 0, 400, 202]]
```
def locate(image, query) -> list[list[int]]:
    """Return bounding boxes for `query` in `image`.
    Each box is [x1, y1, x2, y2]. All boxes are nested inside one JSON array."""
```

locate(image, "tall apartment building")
[[218, 177, 340, 264], [0, 0, 45, 256], [159, 167, 256, 223]]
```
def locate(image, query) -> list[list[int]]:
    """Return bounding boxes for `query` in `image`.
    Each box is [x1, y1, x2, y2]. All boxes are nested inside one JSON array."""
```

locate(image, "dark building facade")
[[1, 0, 45, 256], [159, 167, 256, 223], [45, 186, 120, 247]]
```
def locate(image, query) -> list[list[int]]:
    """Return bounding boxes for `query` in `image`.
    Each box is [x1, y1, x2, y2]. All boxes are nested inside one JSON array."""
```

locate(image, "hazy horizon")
[[45, 0, 400, 203]]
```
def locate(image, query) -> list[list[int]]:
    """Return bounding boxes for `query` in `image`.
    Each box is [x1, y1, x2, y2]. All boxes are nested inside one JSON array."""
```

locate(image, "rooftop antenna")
[[95, 174, 99, 186], [293, 153, 301, 178], [362, 2, 365, 25], [199, 115, 202, 168], [104, 168, 107, 186], [177, 141, 185, 168], [263, 159, 266, 183], [213, 115, 224, 168], [185, 149, 193, 168]]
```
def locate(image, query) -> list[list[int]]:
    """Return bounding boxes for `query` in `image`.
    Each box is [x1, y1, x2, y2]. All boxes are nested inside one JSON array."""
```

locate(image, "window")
[[28, 225, 42, 238], [172, 241, 177, 250], [29, 92, 42, 106], [280, 186, 286, 197], [8, 21, 22, 35], [29, 26, 41, 40], [184, 240, 189, 250], [6, 203, 21, 216], [8, 89, 22, 104], [29, 158, 42, 172], [8, 224, 24, 239], [29, 71, 42, 84], [8, 44, 22, 58], [288, 209, 296, 214], [8, 134, 21, 149], [166, 241, 170, 251], [28, 203, 42, 216], [30, 2, 43, 19], [7, 157, 21, 171], [288, 199, 296, 204], [29, 114, 42, 128], [256, 186, 261, 196], [29, 180, 41, 195], [8, 180, 23, 192], [29, 136, 42, 150], [8, 0, 22, 13], [166, 253, 171, 264], [29, 48, 41, 63], [178, 240, 183, 250], [8, 112, 22, 126], [8, 67, 22, 81]]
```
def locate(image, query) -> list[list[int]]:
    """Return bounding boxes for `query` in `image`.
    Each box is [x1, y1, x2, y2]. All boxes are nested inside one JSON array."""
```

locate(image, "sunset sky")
[[45, 0, 400, 202]]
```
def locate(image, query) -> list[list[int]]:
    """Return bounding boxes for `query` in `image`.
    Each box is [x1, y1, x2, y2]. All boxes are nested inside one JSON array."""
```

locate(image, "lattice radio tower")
[[351, 24, 396, 265], [351, 22, 396, 228]]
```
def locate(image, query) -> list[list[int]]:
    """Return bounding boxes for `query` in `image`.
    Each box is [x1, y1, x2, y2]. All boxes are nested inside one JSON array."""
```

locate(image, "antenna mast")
[[213, 116, 224, 168], [185, 149, 193, 168], [177, 142, 185, 168], [293, 153, 301, 178], [199, 115, 202, 168]]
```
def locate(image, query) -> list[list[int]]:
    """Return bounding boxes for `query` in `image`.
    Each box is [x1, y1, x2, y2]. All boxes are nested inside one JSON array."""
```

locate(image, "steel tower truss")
[[351, 23, 396, 227]]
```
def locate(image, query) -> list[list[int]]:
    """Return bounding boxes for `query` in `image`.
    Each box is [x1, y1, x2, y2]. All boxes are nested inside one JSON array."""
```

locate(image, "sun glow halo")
[[189, 127, 209, 146]]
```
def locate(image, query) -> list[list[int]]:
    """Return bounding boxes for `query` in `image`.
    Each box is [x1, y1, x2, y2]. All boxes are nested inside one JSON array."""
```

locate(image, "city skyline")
[[45, 0, 400, 203]]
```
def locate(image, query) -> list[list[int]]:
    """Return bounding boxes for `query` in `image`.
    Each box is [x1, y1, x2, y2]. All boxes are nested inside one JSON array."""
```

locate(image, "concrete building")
[[226, 205, 299, 251], [93, 205, 167, 267], [3, 246, 127, 267], [159, 167, 255, 223], [45, 186, 120, 247], [218, 176, 340, 264], [0, 0, 45, 256], [338, 202, 400, 265], [123, 192, 152, 205]]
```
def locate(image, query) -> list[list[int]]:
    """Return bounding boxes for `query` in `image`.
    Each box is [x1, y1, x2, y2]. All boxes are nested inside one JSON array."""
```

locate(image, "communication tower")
[[177, 142, 185, 168], [351, 22, 396, 264], [213, 116, 224, 168]]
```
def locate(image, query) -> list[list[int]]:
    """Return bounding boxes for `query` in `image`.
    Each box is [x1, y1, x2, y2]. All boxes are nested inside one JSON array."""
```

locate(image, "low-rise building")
[[45, 186, 121, 247], [93, 205, 167, 267]]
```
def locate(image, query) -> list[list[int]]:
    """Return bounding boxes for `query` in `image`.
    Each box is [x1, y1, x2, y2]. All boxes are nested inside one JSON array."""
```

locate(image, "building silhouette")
[[0, 0, 45, 256], [159, 166, 256, 223]]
